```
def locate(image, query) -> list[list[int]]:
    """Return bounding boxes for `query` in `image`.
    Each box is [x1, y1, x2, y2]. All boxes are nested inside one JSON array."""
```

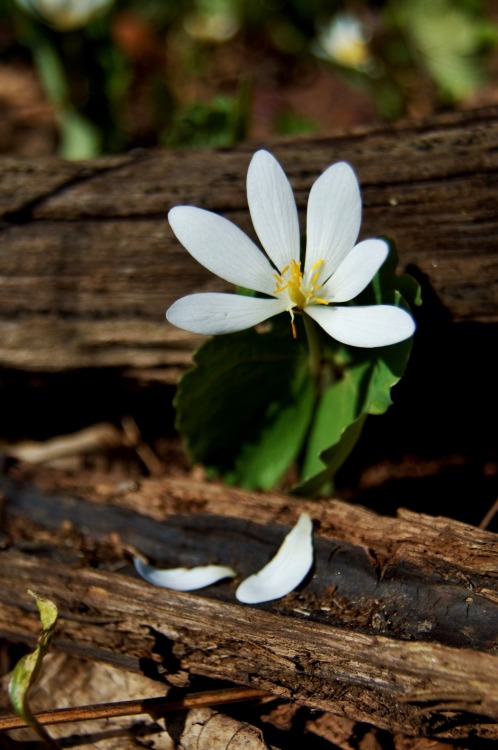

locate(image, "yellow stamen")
[[273, 257, 328, 336]]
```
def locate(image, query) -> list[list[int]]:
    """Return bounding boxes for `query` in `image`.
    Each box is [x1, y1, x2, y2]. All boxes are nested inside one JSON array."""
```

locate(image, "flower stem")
[[303, 314, 322, 383]]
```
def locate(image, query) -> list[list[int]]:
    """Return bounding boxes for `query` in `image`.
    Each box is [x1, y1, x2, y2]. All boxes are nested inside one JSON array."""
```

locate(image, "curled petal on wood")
[[134, 558, 236, 591], [179, 707, 269, 750], [236, 513, 313, 604]]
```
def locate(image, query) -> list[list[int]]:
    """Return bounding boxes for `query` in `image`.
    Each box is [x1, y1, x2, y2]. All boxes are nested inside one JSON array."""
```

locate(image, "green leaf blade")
[[8, 592, 59, 748], [175, 317, 313, 490]]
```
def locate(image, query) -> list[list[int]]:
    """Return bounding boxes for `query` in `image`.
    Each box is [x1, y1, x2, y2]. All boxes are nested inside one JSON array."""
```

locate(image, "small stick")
[[4, 423, 122, 464], [479, 497, 498, 530], [0, 686, 269, 732]]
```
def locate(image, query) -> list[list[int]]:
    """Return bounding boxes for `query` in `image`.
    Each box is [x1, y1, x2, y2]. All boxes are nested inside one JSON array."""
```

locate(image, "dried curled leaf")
[[179, 707, 269, 750]]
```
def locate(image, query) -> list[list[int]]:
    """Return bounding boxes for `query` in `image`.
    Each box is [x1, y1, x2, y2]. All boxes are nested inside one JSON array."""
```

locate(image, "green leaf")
[[393, 0, 494, 102], [59, 108, 102, 159], [175, 316, 314, 489], [175, 242, 419, 494], [294, 414, 367, 496], [225, 364, 315, 489], [300, 361, 371, 482], [294, 241, 419, 494], [8, 592, 60, 749]]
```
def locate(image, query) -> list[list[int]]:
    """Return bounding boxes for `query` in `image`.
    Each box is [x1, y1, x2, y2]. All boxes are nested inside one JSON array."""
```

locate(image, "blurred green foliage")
[[1, 0, 496, 157]]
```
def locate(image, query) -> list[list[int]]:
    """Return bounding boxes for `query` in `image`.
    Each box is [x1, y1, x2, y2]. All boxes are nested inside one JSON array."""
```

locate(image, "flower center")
[[273, 259, 329, 337]]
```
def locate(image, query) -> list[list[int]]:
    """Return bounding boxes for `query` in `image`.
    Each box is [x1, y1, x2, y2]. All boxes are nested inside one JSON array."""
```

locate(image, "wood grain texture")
[[1, 465, 497, 738], [1, 107, 497, 375]]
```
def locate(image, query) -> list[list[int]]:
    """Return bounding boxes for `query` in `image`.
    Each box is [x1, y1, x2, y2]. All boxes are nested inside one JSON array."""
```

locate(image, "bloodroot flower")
[[166, 150, 415, 348]]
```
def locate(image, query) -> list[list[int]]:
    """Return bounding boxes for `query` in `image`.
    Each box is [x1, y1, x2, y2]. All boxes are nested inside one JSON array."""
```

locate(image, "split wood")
[[1, 106, 497, 376], [1, 465, 497, 739]]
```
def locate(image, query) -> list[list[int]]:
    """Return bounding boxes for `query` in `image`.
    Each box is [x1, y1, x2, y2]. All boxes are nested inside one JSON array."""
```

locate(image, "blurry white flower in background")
[[316, 13, 372, 70], [15, 0, 116, 30], [184, 0, 240, 44]]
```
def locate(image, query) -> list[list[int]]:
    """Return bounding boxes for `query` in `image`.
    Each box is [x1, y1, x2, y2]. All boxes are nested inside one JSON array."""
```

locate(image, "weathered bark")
[[1, 107, 498, 376], [1, 464, 497, 738]]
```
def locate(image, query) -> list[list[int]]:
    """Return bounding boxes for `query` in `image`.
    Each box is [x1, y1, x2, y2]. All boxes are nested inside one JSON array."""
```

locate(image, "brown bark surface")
[[1, 464, 497, 739], [1, 106, 498, 376]]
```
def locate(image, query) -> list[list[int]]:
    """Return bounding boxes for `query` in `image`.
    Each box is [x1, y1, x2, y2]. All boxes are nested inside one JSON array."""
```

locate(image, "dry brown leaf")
[[1, 652, 174, 749], [393, 738, 462, 750], [259, 701, 300, 732], [179, 707, 269, 750], [305, 713, 357, 749]]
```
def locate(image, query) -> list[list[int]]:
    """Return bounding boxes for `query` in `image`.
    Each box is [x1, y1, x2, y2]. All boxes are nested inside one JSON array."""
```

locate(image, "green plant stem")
[[303, 313, 339, 394], [302, 314, 322, 383]]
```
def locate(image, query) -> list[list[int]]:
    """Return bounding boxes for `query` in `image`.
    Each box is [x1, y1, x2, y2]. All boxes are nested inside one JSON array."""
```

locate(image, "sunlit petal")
[[168, 206, 277, 296], [305, 304, 415, 348], [166, 293, 287, 335], [320, 239, 389, 303], [134, 557, 236, 591], [247, 150, 300, 272], [305, 162, 361, 282], [236, 513, 313, 604]]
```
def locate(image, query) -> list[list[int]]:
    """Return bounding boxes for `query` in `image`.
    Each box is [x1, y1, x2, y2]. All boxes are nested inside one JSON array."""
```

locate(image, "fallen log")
[[1, 106, 498, 376], [1, 464, 497, 739]]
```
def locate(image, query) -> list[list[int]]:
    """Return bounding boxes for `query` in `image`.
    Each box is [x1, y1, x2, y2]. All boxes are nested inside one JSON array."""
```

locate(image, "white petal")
[[166, 293, 287, 335], [305, 162, 361, 282], [134, 557, 236, 591], [169, 206, 276, 296], [236, 513, 313, 604], [320, 239, 389, 303], [247, 150, 301, 272], [305, 304, 416, 348]]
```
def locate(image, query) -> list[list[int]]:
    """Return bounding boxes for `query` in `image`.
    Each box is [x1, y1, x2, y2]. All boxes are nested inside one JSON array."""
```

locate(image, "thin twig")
[[0, 686, 269, 731], [479, 497, 498, 530]]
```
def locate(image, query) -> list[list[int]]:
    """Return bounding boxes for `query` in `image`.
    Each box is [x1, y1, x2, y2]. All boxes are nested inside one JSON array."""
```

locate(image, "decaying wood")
[[1, 106, 498, 377], [1, 464, 497, 739]]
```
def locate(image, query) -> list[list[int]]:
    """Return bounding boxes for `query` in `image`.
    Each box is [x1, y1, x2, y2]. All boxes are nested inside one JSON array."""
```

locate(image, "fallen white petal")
[[321, 238, 389, 303], [305, 162, 361, 282], [247, 149, 300, 273], [134, 557, 237, 591], [236, 513, 313, 604], [166, 293, 287, 335], [168, 206, 277, 296], [306, 304, 416, 348]]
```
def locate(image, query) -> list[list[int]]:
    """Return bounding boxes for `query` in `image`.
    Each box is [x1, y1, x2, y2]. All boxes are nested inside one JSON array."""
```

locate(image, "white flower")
[[134, 557, 236, 592], [184, 0, 239, 43], [236, 513, 313, 604], [166, 150, 415, 348], [316, 14, 371, 70], [15, 0, 115, 29]]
